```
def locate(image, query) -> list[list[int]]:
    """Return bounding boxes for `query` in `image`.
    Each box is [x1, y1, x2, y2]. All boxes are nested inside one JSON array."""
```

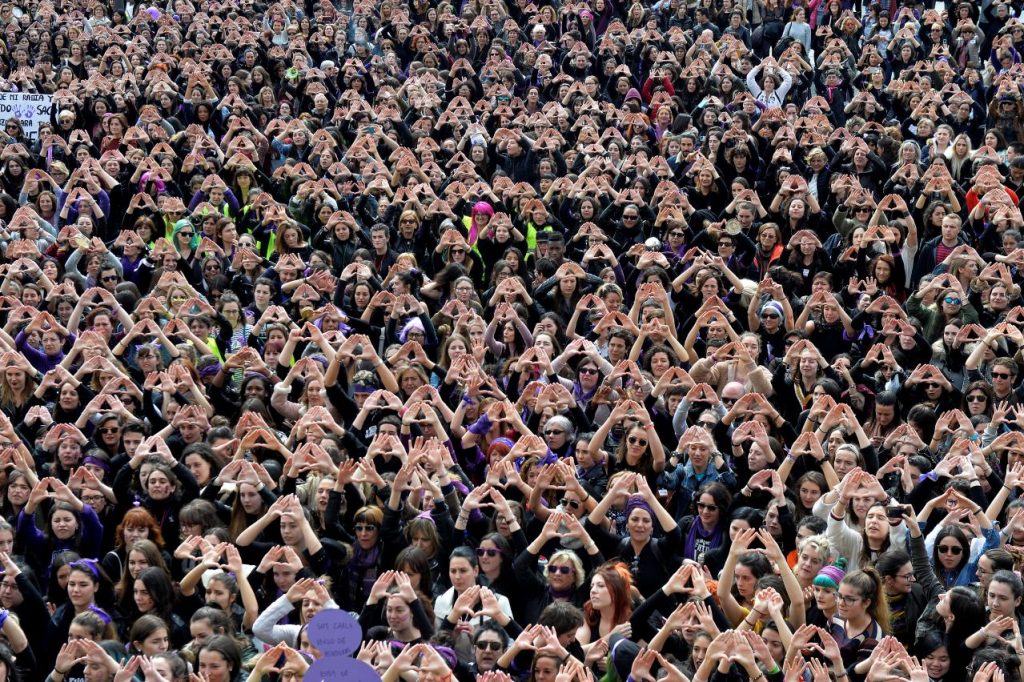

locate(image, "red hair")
[[115, 507, 165, 549], [583, 562, 634, 628]]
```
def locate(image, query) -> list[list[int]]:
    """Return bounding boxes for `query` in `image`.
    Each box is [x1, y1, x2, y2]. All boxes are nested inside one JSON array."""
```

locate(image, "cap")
[[813, 559, 847, 589]]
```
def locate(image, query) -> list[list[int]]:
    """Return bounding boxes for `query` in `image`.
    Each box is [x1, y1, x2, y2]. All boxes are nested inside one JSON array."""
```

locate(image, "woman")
[[590, 401, 666, 488], [18, 482, 103, 581], [677, 482, 732, 564], [127, 614, 171, 656], [584, 473, 681, 598], [433, 546, 513, 628], [512, 546, 589, 627], [101, 506, 165, 583], [577, 562, 634, 645], [197, 635, 243, 682], [360, 571, 434, 645], [46, 559, 115, 670], [830, 569, 888, 665], [880, 511, 944, 647]]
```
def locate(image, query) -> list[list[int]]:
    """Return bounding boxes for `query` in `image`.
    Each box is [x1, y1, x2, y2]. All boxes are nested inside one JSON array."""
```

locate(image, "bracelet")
[[751, 672, 766, 682]]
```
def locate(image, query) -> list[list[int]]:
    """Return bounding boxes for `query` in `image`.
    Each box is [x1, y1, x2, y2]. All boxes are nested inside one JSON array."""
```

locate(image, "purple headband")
[[82, 456, 110, 472], [198, 363, 223, 378], [88, 604, 112, 624], [625, 495, 655, 519], [69, 558, 100, 579]]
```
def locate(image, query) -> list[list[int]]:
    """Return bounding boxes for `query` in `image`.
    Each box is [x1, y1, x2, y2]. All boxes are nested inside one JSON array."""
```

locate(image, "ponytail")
[[841, 567, 890, 635]]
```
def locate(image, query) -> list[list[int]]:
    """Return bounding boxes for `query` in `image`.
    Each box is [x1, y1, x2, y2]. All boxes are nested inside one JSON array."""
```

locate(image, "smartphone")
[[887, 505, 908, 519]]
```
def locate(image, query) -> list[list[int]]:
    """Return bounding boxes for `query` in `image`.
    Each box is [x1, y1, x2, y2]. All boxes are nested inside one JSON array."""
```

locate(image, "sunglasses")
[[699, 421, 717, 429], [623, 215, 638, 220], [924, 382, 941, 389], [476, 547, 503, 557], [476, 641, 503, 652], [179, 231, 194, 237], [697, 502, 719, 512], [560, 498, 580, 509], [718, 241, 734, 247], [451, 248, 466, 254], [669, 231, 685, 238], [98, 427, 120, 434], [993, 372, 1013, 379], [547, 564, 574, 575], [966, 394, 987, 403], [761, 313, 779, 319], [627, 436, 648, 446], [579, 367, 599, 375], [101, 275, 119, 282], [354, 524, 378, 533], [937, 545, 963, 555], [943, 297, 961, 305]]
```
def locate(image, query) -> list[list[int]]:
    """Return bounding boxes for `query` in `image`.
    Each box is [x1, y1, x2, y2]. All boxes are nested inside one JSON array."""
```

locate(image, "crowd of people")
[[2, 0, 1024, 680]]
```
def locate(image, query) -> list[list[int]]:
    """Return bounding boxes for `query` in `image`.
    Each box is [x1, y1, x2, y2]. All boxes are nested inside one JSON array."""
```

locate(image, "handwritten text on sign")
[[0, 93, 53, 141]]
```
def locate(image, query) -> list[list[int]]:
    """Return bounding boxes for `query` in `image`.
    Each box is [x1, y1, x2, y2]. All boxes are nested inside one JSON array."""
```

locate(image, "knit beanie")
[[813, 559, 847, 589]]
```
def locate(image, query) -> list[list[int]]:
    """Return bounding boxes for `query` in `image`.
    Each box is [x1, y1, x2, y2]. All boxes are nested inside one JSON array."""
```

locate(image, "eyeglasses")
[[669, 231, 685, 238], [837, 593, 862, 605], [697, 502, 719, 512], [855, 207, 872, 213], [451, 248, 466, 254], [937, 545, 963, 555], [896, 572, 916, 582], [761, 313, 779, 319], [560, 498, 580, 509], [718, 241, 734, 247], [476, 641, 504, 652], [101, 275, 119, 282], [722, 396, 738, 404], [476, 547, 503, 557], [544, 429, 564, 436], [627, 436, 648, 446], [400, 218, 417, 224], [547, 564, 574, 575], [993, 372, 1013, 380], [99, 427, 120, 434], [623, 215, 638, 220], [579, 367, 599, 375], [354, 524, 378, 533], [943, 297, 961, 305], [966, 394, 987, 403], [699, 421, 717, 429], [179, 231, 195, 237]]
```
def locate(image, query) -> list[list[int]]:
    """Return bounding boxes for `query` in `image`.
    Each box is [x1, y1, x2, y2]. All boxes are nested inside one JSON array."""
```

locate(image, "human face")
[[627, 508, 653, 542], [385, 594, 412, 632], [475, 631, 505, 672], [976, 556, 997, 589], [813, 585, 837, 612], [937, 536, 962, 569], [7, 477, 30, 507], [449, 557, 478, 592], [795, 547, 824, 584], [67, 569, 97, 609], [185, 454, 212, 486], [123, 523, 150, 549], [734, 564, 757, 599], [190, 619, 216, 649], [477, 539, 503, 574], [198, 650, 233, 682], [863, 506, 888, 541], [546, 558, 576, 591], [833, 448, 858, 477], [837, 583, 868, 620], [147, 471, 173, 500], [52, 509, 78, 540], [134, 579, 155, 613], [697, 492, 720, 529], [923, 646, 950, 680], [280, 515, 303, 546], [302, 587, 327, 622], [589, 575, 612, 609], [887, 562, 916, 596], [533, 656, 559, 682], [233, 482, 264, 515], [988, 580, 1021, 618], [206, 580, 233, 610], [355, 518, 379, 550], [799, 481, 822, 510]]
